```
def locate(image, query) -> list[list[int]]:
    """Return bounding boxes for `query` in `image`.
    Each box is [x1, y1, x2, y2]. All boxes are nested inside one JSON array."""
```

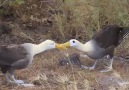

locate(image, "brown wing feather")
[[0, 44, 28, 65], [11, 58, 30, 69], [92, 25, 123, 48]]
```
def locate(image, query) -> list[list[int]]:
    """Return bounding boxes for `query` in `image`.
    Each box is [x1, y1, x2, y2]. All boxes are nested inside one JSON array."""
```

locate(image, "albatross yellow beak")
[[59, 41, 70, 48], [55, 42, 70, 49], [55, 43, 67, 49]]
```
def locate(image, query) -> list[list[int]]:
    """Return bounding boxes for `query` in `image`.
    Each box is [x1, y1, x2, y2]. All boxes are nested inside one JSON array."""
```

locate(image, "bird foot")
[[118, 81, 129, 86], [88, 66, 95, 70], [81, 65, 89, 69], [21, 83, 34, 87], [11, 80, 34, 87], [81, 65, 95, 70], [7, 80, 24, 85], [15, 80, 24, 84], [100, 67, 113, 72], [80, 54, 89, 58]]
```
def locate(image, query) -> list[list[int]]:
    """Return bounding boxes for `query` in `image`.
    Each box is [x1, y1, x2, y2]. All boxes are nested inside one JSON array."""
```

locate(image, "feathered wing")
[[92, 25, 124, 49], [0, 45, 28, 66], [11, 58, 30, 69]]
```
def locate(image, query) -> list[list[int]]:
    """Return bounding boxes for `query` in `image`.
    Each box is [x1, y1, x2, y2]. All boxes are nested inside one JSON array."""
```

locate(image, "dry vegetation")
[[0, 0, 129, 90]]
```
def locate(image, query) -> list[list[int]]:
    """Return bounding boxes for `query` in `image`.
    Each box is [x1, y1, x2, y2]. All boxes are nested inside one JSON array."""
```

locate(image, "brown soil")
[[0, 0, 129, 90]]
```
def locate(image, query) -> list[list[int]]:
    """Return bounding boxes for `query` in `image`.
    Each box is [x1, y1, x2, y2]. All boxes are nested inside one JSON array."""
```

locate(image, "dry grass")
[[0, 0, 129, 90], [52, 0, 129, 41], [1, 0, 129, 42], [1, 0, 128, 42], [0, 49, 129, 90]]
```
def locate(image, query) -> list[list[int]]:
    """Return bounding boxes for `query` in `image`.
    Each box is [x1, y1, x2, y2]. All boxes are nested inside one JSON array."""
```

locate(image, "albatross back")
[[92, 25, 124, 48], [0, 45, 28, 66]]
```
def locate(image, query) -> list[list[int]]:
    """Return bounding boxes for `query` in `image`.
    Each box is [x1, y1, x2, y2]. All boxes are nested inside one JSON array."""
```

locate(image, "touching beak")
[[55, 43, 67, 49], [60, 41, 70, 48], [55, 42, 70, 49]]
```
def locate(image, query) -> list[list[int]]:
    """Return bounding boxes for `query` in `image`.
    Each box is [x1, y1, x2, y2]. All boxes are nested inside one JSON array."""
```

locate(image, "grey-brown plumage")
[[92, 25, 129, 48], [84, 25, 129, 72], [0, 40, 63, 86], [0, 45, 28, 67], [0, 44, 31, 85], [0, 45, 33, 72], [62, 25, 129, 72], [87, 25, 129, 59]]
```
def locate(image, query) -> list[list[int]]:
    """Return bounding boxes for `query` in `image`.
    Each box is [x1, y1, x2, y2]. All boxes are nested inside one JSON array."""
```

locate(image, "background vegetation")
[[0, 0, 129, 90], [0, 0, 129, 42]]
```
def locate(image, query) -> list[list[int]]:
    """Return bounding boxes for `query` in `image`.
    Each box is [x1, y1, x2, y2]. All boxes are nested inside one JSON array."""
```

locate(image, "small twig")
[[0, 0, 9, 7]]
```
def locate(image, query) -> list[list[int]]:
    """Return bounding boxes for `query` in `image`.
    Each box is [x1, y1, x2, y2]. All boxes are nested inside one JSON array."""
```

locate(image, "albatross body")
[[0, 40, 64, 86], [61, 25, 129, 72]]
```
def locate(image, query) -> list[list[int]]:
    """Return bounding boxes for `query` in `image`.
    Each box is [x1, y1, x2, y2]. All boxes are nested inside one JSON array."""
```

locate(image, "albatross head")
[[60, 39, 94, 52], [43, 40, 66, 50], [60, 39, 81, 48], [27, 40, 66, 56]]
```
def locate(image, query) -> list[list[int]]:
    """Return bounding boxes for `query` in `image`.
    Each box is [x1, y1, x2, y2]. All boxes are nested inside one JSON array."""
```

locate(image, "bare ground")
[[0, 0, 129, 90], [0, 48, 129, 90]]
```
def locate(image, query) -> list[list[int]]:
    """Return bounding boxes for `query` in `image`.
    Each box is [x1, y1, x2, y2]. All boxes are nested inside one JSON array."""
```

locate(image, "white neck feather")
[[22, 42, 47, 56], [32, 43, 47, 55], [76, 40, 94, 52]]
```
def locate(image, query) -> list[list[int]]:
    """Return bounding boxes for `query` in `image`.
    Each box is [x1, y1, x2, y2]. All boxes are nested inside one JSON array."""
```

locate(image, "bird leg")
[[101, 58, 113, 72], [9, 74, 34, 87], [3, 69, 34, 87], [81, 60, 98, 70], [3, 73, 14, 83], [9, 75, 24, 84], [106, 55, 110, 59], [80, 54, 89, 58], [8, 69, 24, 84], [88, 60, 98, 70], [81, 65, 89, 69], [2, 73, 23, 85]]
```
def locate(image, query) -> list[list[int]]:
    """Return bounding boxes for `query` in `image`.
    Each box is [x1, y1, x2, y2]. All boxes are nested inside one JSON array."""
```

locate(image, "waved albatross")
[[61, 25, 129, 72], [0, 40, 64, 86]]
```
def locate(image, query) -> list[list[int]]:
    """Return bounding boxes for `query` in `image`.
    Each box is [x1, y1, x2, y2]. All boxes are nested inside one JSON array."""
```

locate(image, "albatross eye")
[[73, 41, 75, 43]]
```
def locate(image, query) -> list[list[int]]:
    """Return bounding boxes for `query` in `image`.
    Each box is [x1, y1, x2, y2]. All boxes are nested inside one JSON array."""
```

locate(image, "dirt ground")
[[0, 48, 129, 90], [0, 0, 129, 90]]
